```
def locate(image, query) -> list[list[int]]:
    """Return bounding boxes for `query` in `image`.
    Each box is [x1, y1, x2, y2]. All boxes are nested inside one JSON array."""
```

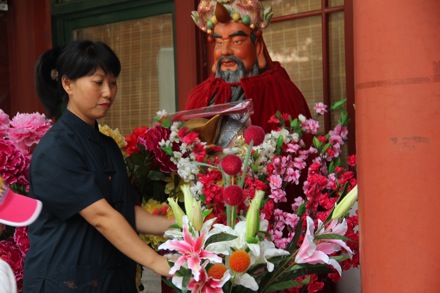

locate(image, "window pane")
[[264, 16, 323, 126], [328, 0, 345, 8], [329, 11, 348, 159], [329, 11, 346, 126], [73, 14, 175, 136], [268, 0, 321, 17]]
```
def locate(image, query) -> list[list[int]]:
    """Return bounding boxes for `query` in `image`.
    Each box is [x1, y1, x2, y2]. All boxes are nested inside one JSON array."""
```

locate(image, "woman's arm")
[[134, 205, 176, 235], [79, 199, 172, 277]]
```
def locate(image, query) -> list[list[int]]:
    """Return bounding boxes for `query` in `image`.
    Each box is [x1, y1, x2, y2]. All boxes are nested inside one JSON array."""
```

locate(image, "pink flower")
[[8, 112, 52, 155], [13, 226, 30, 256], [301, 119, 320, 134], [314, 102, 328, 115], [269, 174, 282, 190], [295, 217, 343, 275], [159, 217, 222, 281], [0, 238, 24, 289], [316, 219, 353, 256], [0, 139, 30, 186], [269, 188, 286, 203], [0, 109, 10, 138]]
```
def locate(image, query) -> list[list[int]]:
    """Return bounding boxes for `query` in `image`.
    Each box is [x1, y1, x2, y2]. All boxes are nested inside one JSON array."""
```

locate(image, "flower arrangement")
[[118, 99, 359, 292], [0, 109, 52, 292]]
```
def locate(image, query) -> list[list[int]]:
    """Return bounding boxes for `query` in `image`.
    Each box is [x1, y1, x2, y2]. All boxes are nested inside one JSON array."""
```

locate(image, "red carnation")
[[244, 125, 265, 146], [221, 155, 242, 176], [223, 185, 244, 206]]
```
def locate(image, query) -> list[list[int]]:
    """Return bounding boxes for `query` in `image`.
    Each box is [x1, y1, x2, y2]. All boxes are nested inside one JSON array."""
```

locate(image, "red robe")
[[185, 62, 312, 133]]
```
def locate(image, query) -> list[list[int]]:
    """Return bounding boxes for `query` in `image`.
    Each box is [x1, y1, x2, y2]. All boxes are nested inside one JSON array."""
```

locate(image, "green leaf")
[[161, 144, 174, 156], [339, 112, 349, 126], [286, 217, 304, 253], [275, 111, 285, 128], [161, 117, 171, 128], [312, 136, 322, 149], [276, 135, 284, 155], [290, 118, 299, 129], [328, 161, 335, 174], [320, 142, 331, 155], [265, 276, 310, 292], [330, 254, 352, 262], [204, 232, 237, 247], [238, 140, 253, 187], [315, 233, 353, 242], [331, 98, 347, 111], [285, 263, 334, 275], [202, 208, 212, 220]]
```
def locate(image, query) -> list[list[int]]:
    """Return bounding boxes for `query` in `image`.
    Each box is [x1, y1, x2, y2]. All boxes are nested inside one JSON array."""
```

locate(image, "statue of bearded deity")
[[186, 0, 311, 143]]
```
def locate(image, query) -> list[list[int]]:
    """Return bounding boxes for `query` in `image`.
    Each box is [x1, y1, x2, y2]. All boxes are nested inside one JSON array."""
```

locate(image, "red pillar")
[[6, 0, 52, 116], [355, 1, 440, 292]]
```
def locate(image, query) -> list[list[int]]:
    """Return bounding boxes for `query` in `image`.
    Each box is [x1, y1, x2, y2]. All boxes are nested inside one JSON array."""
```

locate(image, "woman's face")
[[63, 68, 117, 126]]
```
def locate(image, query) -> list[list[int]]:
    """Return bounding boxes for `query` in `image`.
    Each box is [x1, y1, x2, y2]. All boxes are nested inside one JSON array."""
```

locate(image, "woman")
[[24, 40, 174, 292]]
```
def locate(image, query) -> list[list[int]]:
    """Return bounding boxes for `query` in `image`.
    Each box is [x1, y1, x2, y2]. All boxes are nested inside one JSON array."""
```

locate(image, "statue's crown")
[[191, 0, 273, 35]]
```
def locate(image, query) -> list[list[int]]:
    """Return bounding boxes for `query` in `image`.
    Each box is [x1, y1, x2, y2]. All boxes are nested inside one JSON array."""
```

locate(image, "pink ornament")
[[244, 125, 265, 146], [223, 185, 244, 206], [221, 155, 242, 176]]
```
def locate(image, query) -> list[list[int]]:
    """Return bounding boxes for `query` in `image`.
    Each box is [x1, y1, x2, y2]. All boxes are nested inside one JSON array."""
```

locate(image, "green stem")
[[260, 251, 299, 292], [226, 204, 237, 228], [238, 140, 253, 188]]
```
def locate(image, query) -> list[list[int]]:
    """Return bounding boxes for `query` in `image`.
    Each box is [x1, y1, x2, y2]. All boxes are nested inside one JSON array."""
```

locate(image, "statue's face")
[[212, 21, 258, 75]]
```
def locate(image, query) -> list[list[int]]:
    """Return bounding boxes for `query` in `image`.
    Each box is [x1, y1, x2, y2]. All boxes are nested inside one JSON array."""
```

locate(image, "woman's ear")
[[61, 76, 73, 95]]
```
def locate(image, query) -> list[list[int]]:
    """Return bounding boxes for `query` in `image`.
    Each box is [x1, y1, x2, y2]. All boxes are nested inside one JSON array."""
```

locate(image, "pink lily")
[[316, 219, 353, 256], [159, 216, 222, 281], [294, 216, 342, 275]]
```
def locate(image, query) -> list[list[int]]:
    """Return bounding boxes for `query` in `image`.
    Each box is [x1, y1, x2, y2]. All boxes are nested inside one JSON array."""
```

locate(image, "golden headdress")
[[191, 0, 273, 36]]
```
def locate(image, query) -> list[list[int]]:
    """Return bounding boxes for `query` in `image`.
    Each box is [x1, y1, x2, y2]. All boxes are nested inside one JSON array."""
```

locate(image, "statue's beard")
[[215, 56, 259, 83]]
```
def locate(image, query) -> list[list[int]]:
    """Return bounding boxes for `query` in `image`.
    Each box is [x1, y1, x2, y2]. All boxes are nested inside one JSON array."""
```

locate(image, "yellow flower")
[[98, 124, 127, 153], [139, 199, 174, 249], [163, 173, 184, 199]]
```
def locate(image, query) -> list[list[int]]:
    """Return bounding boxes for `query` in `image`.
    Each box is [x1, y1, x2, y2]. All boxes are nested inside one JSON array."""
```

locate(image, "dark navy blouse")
[[24, 110, 138, 292]]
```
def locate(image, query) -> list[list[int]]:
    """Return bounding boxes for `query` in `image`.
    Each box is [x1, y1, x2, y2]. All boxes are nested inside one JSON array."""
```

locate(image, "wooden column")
[[355, 0, 440, 292]]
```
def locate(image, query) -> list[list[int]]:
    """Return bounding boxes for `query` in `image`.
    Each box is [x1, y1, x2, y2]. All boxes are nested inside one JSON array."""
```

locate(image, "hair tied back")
[[50, 69, 58, 81]]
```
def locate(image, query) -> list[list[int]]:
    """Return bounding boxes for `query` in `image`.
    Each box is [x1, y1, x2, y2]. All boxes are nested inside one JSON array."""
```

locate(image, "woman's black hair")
[[35, 40, 121, 118]]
